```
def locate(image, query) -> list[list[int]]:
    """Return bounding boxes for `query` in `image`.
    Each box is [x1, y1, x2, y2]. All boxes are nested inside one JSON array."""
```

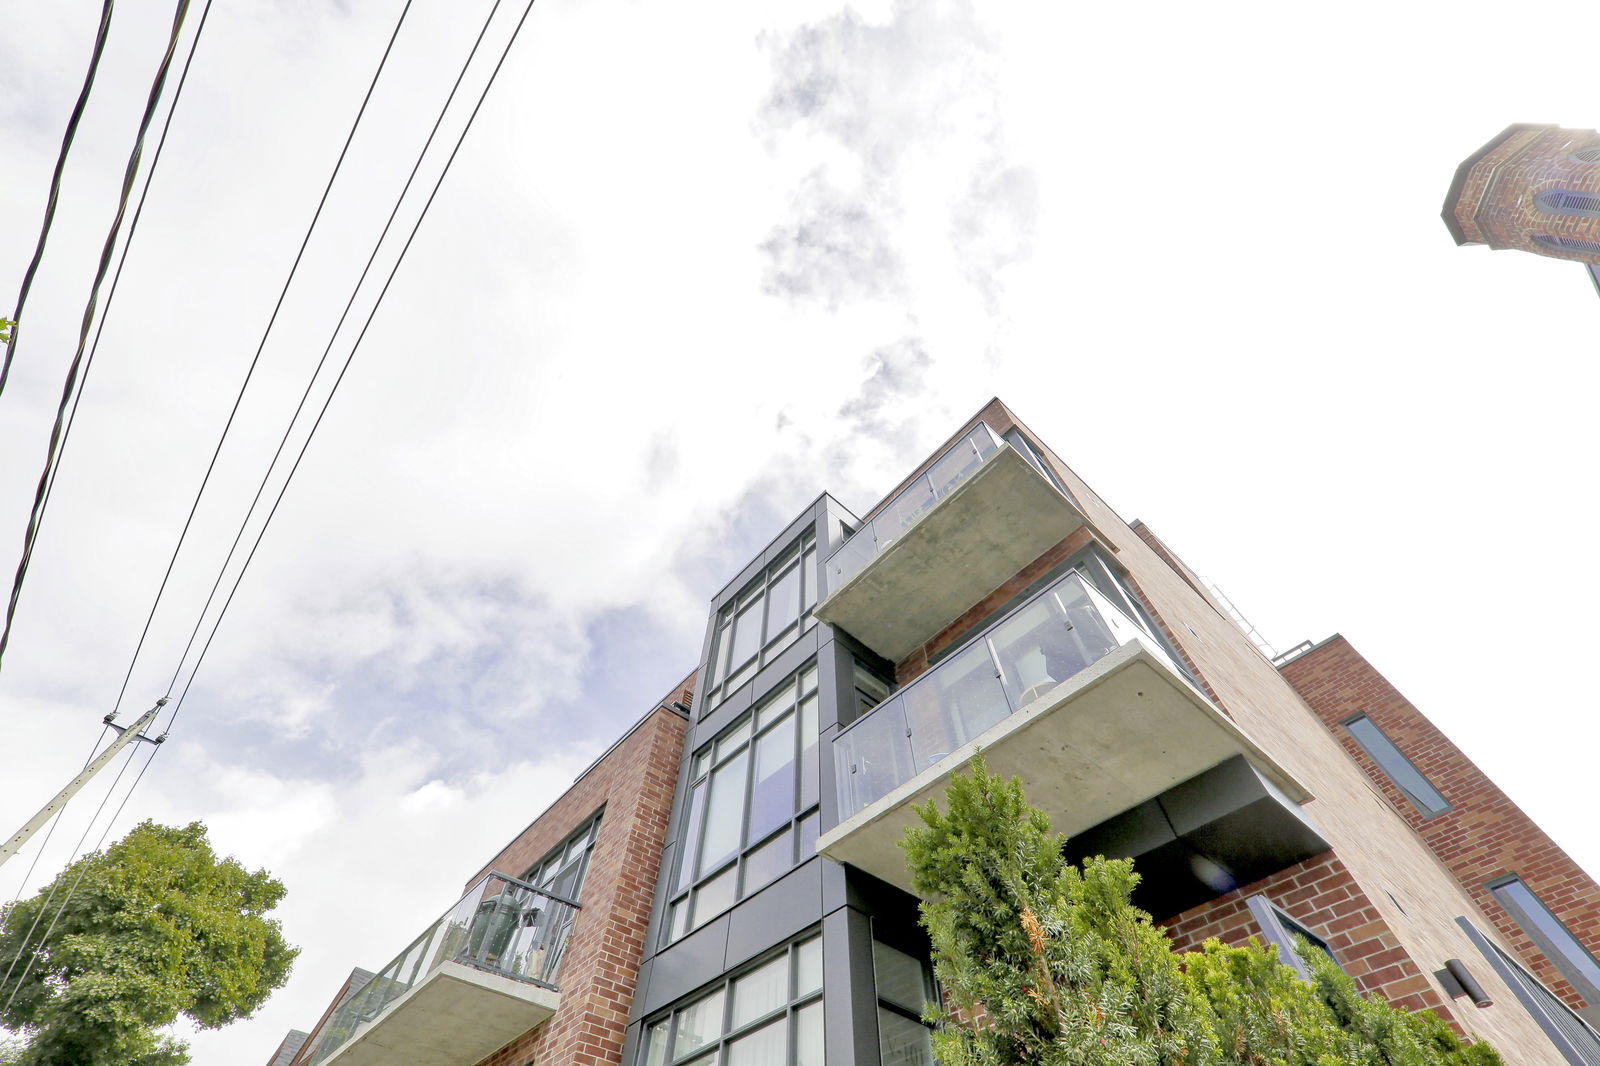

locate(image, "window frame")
[[1487, 875, 1600, 1016], [639, 934, 824, 1066], [872, 934, 937, 1066], [523, 810, 603, 903], [705, 531, 819, 711], [1340, 712, 1451, 818], [1246, 894, 1341, 981], [663, 663, 823, 947]]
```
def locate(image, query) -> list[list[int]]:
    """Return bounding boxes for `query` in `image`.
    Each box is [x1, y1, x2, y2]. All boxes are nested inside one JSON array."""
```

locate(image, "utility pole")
[[0, 698, 168, 870]]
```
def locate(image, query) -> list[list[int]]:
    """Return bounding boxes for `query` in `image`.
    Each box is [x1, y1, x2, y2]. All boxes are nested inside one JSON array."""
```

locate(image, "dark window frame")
[[663, 662, 822, 947], [1246, 894, 1341, 981], [704, 531, 819, 713], [1487, 874, 1600, 1018], [639, 933, 824, 1066], [1340, 712, 1451, 818]]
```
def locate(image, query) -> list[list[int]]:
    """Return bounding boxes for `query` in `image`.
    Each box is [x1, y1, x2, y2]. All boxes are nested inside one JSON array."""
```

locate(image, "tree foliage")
[[901, 755, 1501, 1066], [0, 821, 297, 1066]]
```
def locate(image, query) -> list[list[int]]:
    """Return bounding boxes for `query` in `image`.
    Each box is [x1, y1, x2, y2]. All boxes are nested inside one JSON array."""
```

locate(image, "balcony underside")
[[817, 641, 1313, 896], [815, 448, 1087, 662], [323, 961, 558, 1066]]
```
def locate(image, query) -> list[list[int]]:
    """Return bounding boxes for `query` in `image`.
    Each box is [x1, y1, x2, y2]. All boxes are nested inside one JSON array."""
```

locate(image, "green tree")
[[901, 755, 1500, 1066], [0, 319, 13, 345], [0, 821, 297, 1066]]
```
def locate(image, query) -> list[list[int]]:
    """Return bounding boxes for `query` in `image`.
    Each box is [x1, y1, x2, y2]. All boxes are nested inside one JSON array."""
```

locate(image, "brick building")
[[272, 399, 1600, 1065], [1444, 123, 1600, 297]]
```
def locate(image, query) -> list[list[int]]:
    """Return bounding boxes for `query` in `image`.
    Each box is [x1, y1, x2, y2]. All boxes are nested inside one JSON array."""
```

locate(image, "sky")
[[1, 1, 1597, 1062]]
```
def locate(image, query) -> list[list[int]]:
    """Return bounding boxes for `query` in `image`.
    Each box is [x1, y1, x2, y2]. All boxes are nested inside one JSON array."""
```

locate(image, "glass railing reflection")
[[833, 570, 1164, 819], [304, 873, 578, 1065], [824, 423, 1004, 594]]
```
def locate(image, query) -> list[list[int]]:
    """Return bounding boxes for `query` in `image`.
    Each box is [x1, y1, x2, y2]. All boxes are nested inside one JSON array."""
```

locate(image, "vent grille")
[[1572, 146, 1600, 164], [1536, 189, 1600, 217]]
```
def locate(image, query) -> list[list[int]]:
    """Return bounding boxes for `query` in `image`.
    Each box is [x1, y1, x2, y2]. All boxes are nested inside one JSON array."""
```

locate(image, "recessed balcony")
[[816, 571, 1313, 896], [305, 874, 577, 1066], [814, 422, 1088, 662]]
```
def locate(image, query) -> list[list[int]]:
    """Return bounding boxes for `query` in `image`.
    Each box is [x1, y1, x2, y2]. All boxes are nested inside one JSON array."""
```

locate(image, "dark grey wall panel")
[[636, 914, 730, 1016], [724, 859, 825, 971]]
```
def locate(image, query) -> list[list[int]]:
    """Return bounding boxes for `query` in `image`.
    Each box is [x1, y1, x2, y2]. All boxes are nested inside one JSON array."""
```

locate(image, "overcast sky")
[[2, 1, 1597, 1062]]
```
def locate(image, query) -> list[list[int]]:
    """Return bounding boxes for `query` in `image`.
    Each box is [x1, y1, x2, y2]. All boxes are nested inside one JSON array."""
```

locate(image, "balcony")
[[817, 571, 1313, 896], [814, 422, 1088, 662], [305, 874, 577, 1066]]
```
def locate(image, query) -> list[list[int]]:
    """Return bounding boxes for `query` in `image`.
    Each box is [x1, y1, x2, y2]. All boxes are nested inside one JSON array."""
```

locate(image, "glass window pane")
[[694, 865, 737, 926], [742, 828, 793, 895], [1493, 878, 1600, 999], [643, 1019, 669, 1066], [800, 663, 819, 696], [748, 713, 796, 843], [699, 750, 749, 875], [717, 720, 752, 762], [873, 941, 930, 1014], [801, 548, 817, 612], [1344, 715, 1450, 816], [726, 1018, 786, 1066], [729, 598, 763, 671], [797, 810, 819, 863], [796, 937, 823, 997], [756, 682, 797, 730], [731, 955, 789, 1028], [677, 781, 707, 892], [673, 990, 726, 1061], [878, 1007, 934, 1066], [667, 898, 689, 944], [795, 1000, 824, 1066], [765, 563, 801, 643], [711, 618, 732, 687], [798, 693, 820, 811]]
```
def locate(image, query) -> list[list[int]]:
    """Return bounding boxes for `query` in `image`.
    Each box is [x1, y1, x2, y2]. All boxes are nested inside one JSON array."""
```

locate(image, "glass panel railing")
[[825, 423, 1004, 594], [304, 873, 579, 1066], [832, 570, 1173, 822]]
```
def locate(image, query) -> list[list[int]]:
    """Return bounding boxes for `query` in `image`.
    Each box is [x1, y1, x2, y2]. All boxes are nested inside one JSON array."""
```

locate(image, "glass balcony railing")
[[833, 569, 1167, 820], [825, 422, 1005, 594], [305, 873, 579, 1066]]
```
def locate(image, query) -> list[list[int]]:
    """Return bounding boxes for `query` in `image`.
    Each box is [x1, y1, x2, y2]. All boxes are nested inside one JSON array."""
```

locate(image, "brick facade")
[[471, 681, 692, 1066], [1280, 636, 1600, 1017], [1444, 124, 1600, 266], [1163, 851, 1459, 1022]]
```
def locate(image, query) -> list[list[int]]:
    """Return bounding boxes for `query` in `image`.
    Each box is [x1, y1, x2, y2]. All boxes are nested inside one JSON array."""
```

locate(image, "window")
[[640, 936, 824, 1066], [705, 532, 819, 709], [1341, 713, 1450, 817], [1458, 917, 1600, 1065], [1246, 895, 1339, 981], [1489, 876, 1600, 1014], [664, 664, 822, 946], [1534, 234, 1600, 255], [1535, 188, 1600, 218], [525, 813, 602, 902], [873, 938, 935, 1066]]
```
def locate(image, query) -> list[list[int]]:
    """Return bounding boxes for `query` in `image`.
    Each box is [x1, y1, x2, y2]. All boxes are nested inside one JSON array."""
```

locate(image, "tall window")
[[1341, 713, 1450, 817], [641, 935, 823, 1066], [664, 664, 822, 946], [1246, 895, 1341, 981], [705, 532, 819, 709], [1489, 876, 1600, 1012], [873, 938, 935, 1066]]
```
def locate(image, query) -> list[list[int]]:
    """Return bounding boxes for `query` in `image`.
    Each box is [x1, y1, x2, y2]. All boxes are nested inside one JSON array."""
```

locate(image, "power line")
[[163, 0, 512, 705], [93, 0, 416, 722], [163, 0, 546, 730], [0, 0, 117, 400], [0, 0, 195, 678]]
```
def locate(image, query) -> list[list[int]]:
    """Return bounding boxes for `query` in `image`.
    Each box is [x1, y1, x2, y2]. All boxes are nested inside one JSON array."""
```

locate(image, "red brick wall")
[[1448, 124, 1600, 265], [1163, 851, 1459, 1023], [1280, 637, 1600, 1015], [467, 685, 692, 1066]]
